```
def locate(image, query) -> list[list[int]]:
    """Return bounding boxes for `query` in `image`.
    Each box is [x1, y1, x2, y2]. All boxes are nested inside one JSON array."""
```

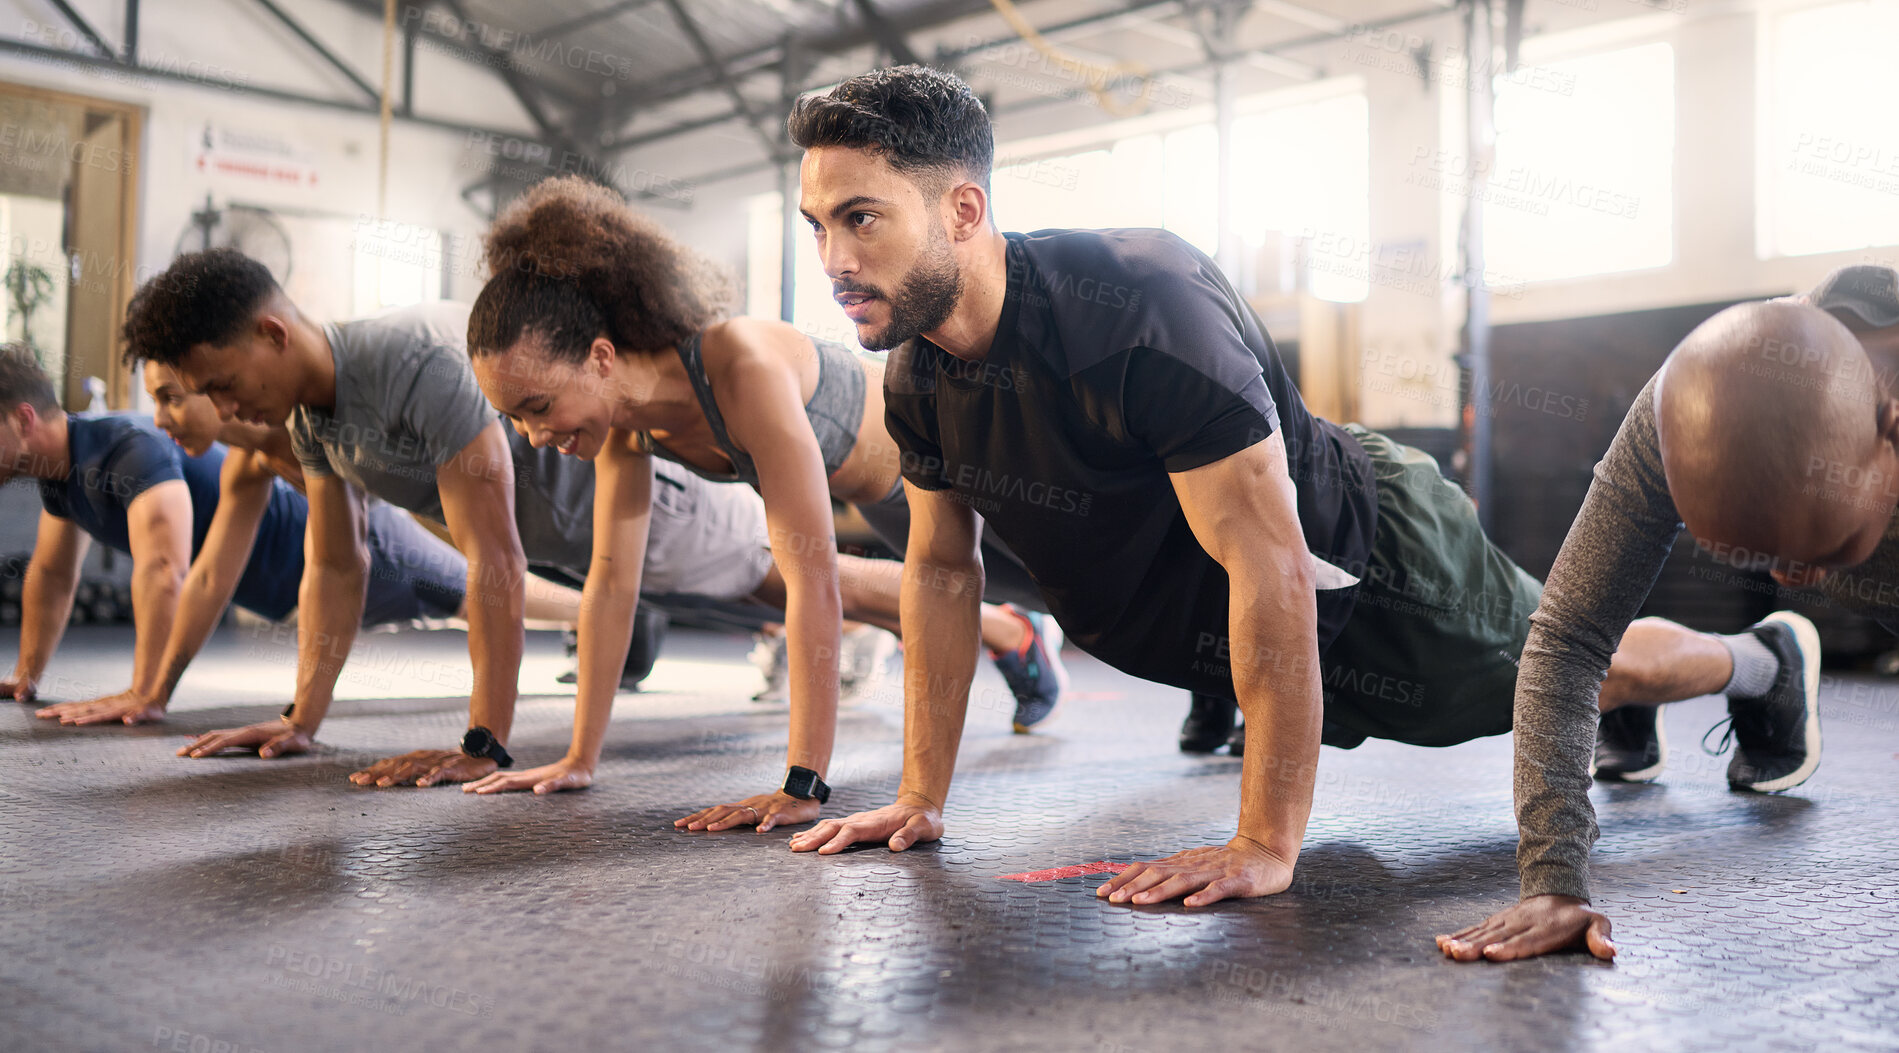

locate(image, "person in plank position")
[[778, 67, 1813, 919]]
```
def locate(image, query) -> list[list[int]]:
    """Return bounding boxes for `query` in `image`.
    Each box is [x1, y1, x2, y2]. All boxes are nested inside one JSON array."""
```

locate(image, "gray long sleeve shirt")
[[1515, 283, 1899, 901]]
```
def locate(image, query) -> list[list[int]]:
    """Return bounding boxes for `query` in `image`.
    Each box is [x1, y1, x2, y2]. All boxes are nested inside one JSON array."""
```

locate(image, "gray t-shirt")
[[284, 301, 770, 589], [1515, 268, 1899, 902], [291, 302, 488, 522], [289, 302, 596, 573]]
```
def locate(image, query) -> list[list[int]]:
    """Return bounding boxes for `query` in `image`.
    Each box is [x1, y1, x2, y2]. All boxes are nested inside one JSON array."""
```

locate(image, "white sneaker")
[[749, 632, 789, 703]]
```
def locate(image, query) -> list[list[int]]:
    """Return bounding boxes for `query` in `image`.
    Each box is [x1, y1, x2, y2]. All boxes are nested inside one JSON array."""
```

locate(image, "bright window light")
[[1758, 2, 1899, 259], [745, 189, 857, 346], [351, 224, 442, 314], [1230, 93, 1370, 302], [1483, 41, 1675, 283]]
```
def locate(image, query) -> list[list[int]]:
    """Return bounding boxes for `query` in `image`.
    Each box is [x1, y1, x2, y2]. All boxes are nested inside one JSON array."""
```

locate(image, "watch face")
[[783, 767, 815, 799], [461, 728, 492, 756]]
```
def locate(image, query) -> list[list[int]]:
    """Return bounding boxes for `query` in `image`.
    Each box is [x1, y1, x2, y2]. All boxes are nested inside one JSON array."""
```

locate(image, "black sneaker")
[[1592, 705, 1667, 783], [1714, 611, 1822, 792], [1179, 693, 1237, 753], [557, 603, 669, 691], [1226, 716, 1245, 757]]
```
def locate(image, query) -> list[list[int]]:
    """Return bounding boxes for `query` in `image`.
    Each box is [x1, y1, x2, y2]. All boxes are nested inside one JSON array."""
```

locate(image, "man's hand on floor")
[[37, 689, 166, 725], [178, 720, 312, 759], [349, 748, 496, 788], [1438, 894, 1615, 962], [787, 796, 942, 854], [1096, 836, 1295, 907]]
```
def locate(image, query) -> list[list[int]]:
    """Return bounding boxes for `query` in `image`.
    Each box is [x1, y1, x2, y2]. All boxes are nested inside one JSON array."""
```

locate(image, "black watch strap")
[[460, 726, 514, 769], [782, 765, 830, 804]]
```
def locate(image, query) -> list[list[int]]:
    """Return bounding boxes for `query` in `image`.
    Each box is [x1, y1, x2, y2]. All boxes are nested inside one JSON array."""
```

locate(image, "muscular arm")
[[436, 421, 526, 744], [1099, 432, 1318, 906], [121, 481, 195, 703], [349, 420, 526, 788], [147, 452, 275, 708], [2, 511, 90, 700], [788, 481, 981, 854], [1184, 435, 1320, 866], [181, 468, 369, 758], [43, 464, 265, 726]]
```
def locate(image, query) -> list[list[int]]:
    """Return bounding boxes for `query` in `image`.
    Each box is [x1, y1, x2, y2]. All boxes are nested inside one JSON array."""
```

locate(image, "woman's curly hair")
[[469, 175, 735, 362]]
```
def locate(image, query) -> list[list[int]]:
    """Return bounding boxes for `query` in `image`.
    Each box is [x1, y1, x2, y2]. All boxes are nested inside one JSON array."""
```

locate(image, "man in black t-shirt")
[[782, 67, 1754, 916]]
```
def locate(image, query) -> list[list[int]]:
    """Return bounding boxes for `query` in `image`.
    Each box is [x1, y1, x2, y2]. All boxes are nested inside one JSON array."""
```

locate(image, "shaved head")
[[1657, 299, 1899, 580]]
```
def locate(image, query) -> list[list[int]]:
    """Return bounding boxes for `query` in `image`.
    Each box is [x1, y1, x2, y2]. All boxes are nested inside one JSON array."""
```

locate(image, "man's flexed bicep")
[[1169, 433, 1323, 787], [435, 420, 525, 741], [1120, 432, 1318, 902]]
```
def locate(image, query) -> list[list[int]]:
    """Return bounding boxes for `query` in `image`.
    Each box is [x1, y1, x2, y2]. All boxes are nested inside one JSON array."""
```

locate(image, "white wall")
[[0, 0, 544, 323]]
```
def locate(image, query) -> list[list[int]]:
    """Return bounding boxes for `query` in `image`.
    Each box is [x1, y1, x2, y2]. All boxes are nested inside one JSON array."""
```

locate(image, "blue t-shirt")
[[39, 414, 306, 621]]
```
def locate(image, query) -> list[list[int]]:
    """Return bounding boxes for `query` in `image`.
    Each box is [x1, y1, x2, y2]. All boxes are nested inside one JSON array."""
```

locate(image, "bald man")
[[1440, 265, 1899, 963]]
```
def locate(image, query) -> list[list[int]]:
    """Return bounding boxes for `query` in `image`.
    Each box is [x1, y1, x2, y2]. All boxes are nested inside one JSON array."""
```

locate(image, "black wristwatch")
[[460, 726, 514, 769], [782, 765, 830, 804]]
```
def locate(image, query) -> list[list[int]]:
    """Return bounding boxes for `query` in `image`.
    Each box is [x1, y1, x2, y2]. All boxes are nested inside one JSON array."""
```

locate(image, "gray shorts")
[[640, 464, 775, 600], [504, 451, 775, 603]]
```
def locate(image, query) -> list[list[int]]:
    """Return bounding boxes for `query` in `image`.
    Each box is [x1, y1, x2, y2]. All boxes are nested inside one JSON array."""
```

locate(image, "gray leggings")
[[852, 486, 1047, 613]]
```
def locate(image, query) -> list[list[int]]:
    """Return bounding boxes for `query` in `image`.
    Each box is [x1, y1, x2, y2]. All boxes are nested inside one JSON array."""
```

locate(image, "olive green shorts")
[[1319, 425, 1544, 749]]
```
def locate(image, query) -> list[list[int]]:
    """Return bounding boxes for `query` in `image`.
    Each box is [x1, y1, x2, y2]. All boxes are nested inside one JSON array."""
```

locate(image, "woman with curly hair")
[[461, 176, 1064, 832]]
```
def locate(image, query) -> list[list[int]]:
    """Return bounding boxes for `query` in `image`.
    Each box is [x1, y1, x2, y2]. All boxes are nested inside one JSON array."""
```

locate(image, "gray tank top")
[[637, 329, 866, 491]]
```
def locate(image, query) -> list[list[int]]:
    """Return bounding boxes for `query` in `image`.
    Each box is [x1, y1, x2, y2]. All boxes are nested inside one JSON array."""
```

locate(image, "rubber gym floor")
[[4, 624, 1897, 1052]]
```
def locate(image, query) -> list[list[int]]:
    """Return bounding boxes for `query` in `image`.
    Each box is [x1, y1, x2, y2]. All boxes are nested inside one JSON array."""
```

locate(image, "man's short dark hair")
[[787, 65, 994, 195], [122, 248, 279, 368], [0, 343, 58, 411]]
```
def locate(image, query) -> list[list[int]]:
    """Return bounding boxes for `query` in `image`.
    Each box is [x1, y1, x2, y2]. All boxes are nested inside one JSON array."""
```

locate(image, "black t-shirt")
[[40, 414, 306, 620], [884, 228, 1377, 697]]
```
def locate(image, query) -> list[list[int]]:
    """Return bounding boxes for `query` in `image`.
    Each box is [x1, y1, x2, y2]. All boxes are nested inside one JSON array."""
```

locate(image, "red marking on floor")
[[998, 861, 1130, 882]]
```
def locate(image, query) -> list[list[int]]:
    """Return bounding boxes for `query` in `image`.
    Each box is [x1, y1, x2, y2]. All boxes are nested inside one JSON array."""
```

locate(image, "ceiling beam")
[[252, 0, 381, 104], [42, 0, 114, 59], [849, 0, 921, 67]]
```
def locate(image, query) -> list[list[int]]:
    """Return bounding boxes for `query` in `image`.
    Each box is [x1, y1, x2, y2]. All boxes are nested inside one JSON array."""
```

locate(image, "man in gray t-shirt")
[[123, 250, 775, 787], [1442, 265, 1899, 963]]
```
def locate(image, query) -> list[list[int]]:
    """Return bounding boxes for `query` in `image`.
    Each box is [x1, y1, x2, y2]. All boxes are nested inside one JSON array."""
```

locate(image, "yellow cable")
[[986, 0, 1155, 117], [378, 0, 395, 220]]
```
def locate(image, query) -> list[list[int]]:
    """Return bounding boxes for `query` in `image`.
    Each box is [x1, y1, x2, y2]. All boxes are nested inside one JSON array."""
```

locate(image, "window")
[[1480, 41, 1674, 284], [351, 222, 444, 314], [745, 189, 857, 346], [1230, 92, 1370, 302], [1758, 2, 1899, 258]]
